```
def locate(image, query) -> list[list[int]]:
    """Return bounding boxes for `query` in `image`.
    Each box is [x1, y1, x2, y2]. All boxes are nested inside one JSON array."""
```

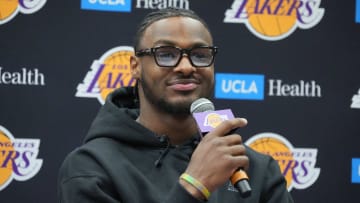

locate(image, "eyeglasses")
[[135, 45, 218, 68]]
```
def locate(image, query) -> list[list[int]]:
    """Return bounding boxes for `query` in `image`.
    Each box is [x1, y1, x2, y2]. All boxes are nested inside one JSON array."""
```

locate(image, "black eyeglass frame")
[[135, 45, 218, 68]]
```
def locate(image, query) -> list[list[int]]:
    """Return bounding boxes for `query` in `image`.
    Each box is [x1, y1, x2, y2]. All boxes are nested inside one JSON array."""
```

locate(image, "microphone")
[[190, 98, 252, 198]]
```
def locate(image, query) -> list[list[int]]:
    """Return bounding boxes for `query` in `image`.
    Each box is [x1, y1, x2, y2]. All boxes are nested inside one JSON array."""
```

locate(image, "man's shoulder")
[[245, 145, 274, 165]]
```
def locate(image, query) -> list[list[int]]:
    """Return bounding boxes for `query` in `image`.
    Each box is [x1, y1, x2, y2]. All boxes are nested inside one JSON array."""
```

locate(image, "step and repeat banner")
[[1, 0, 359, 202]]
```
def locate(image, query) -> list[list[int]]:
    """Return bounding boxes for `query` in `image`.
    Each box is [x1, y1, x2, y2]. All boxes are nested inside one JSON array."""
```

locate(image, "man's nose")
[[173, 54, 196, 75]]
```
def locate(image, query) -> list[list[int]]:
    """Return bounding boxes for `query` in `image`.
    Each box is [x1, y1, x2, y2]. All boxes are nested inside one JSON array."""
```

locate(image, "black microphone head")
[[190, 98, 215, 113]]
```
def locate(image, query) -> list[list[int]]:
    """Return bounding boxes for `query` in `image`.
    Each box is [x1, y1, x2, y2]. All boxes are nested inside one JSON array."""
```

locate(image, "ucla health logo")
[[215, 73, 322, 100], [81, 0, 131, 12], [215, 73, 264, 100], [0, 126, 43, 191], [350, 88, 360, 109], [0, 67, 45, 86], [0, 0, 47, 25], [224, 0, 325, 41], [352, 158, 360, 183], [81, 0, 190, 12], [245, 132, 320, 191], [357, 0, 360, 23], [76, 46, 136, 104]]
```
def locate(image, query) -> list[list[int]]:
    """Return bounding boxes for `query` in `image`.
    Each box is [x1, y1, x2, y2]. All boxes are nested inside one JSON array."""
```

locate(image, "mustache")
[[167, 76, 200, 85]]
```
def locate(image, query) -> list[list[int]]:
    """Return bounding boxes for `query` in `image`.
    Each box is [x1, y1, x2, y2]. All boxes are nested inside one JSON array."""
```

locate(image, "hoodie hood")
[[84, 86, 168, 148]]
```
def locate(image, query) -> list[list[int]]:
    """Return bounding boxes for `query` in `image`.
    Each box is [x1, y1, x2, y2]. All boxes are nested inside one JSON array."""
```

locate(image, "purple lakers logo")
[[204, 113, 229, 128], [76, 46, 136, 104], [0, 126, 43, 191], [245, 132, 320, 191], [224, 0, 325, 41], [0, 0, 47, 25], [192, 109, 235, 133]]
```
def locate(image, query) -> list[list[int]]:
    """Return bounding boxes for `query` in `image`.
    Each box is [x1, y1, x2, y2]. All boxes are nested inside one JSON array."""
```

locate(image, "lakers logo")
[[0, 0, 47, 25], [0, 126, 43, 191], [0, 130, 14, 190], [224, 0, 325, 41], [245, 132, 320, 191], [204, 113, 229, 128], [76, 46, 136, 104]]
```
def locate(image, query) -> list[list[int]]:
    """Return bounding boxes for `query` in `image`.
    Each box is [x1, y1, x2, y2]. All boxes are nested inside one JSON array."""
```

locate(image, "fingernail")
[[240, 118, 248, 124]]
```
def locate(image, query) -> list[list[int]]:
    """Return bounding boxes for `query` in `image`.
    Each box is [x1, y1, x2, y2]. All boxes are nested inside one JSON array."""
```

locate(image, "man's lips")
[[167, 79, 200, 91]]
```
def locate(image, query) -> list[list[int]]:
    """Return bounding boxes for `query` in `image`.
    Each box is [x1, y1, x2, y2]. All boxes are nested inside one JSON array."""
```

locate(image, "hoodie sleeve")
[[59, 175, 206, 203], [162, 182, 206, 203], [58, 145, 205, 203], [58, 148, 121, 203], [259, 156, 294, 203], [59, 175, 120, 203]]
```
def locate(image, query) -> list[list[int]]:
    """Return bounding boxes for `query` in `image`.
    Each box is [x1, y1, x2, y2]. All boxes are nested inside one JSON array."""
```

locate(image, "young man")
[[58, 8, 294, 203]]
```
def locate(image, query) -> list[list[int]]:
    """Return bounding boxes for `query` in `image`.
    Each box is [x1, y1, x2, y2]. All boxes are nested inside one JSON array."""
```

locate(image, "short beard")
[[140, 78, 191, 116], [157, 97, 192, 115]]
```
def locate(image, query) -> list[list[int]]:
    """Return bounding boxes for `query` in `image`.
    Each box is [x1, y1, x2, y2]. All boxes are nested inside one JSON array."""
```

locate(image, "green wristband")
[[180, 173, 211, 200]]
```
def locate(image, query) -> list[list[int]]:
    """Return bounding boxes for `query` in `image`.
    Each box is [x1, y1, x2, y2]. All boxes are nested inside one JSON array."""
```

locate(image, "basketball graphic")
[[97, 50, 135, 102], [0, 126, 43, 191], [76, 46, 136, 104], [0, 131, 14, 187], [224, 0, 325, 41], [246, 132, 321, 191], [0, 0, 47, 25], [246, 134, 294, 188], [0, 0, 18, 21], [249, 137, 295, 188], [204, 113, 226, 128], [246, 0, 297, 38]]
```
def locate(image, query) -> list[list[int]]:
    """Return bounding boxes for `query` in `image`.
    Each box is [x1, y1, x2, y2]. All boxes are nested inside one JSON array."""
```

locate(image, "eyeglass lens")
[[154, 47, 214, 67]]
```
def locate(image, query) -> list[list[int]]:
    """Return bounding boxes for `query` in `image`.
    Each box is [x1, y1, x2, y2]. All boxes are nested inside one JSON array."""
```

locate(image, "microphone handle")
[[230, 168, 251, 197], [228, 128, 251, 197]]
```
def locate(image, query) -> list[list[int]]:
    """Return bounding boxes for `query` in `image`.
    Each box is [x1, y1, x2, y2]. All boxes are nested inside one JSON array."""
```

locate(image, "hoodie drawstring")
[[154, 135, 170, 167], [153, 135, 201, 168]]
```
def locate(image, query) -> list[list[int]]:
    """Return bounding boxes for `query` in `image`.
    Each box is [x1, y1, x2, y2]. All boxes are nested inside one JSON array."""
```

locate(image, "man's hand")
[[179, 118, 249, 198]]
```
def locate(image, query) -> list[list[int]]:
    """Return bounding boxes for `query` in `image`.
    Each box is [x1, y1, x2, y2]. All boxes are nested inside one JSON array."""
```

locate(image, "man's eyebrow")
[[153, 40, 211, 47], [153, 39, 177, 46]]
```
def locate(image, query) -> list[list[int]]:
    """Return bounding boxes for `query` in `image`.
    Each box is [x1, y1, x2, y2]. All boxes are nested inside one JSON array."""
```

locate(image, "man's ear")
[[130, 55, 140, 79]]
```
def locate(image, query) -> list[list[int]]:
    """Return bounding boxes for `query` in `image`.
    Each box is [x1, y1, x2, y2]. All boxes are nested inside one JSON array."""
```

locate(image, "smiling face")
[[131, 16, 215, 115]]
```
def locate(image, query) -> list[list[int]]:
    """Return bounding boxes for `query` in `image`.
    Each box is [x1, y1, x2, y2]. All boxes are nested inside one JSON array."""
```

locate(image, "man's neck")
[[136, 110, 199, 145]]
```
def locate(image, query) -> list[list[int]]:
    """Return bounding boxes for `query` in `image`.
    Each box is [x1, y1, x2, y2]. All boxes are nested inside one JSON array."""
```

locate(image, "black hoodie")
[[58, 87, 293, 203]]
